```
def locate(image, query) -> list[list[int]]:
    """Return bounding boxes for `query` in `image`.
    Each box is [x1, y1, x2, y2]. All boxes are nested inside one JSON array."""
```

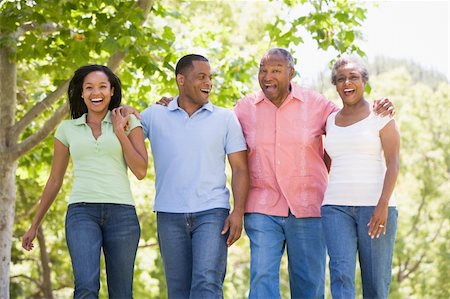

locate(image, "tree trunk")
[[0, 45, 17, 299], [0, 161, 17, 299]]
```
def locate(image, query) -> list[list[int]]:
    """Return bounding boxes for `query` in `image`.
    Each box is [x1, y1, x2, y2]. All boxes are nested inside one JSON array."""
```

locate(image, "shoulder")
[[211, 105, 234, 119], [234, 91, 262, 117], [128, 114, 142, 127], [293, 84, 328, 103], [141, 104, 167, 117], [236, 90, 262, 106], [57, 118, 79, 130], [373, 113, 394, 129], [327, 111, 338, 120]]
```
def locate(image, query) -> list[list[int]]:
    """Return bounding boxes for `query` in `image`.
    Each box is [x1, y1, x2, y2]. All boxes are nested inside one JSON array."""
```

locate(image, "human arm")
[[112, 107, 148, 180], [120, 105, 141, 120], [22, 139, 70, 251], [221, 150, 249, 247], [373, 98, 395, 117], [368, 119, 400, 238], [120, 96, 173, 118], [156, 96, 173, 106], [324, 151, 331, 173]]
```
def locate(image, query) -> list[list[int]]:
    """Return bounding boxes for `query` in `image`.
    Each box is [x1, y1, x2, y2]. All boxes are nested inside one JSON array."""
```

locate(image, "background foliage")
[[2, 0, 448, 298]]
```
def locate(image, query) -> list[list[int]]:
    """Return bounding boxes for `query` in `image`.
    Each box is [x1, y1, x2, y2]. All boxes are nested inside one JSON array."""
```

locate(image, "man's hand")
[[221, 210, 244, 247], [373, 98, 395, 117], [120, 105, 141, 119], [156, 96, 174, 106]]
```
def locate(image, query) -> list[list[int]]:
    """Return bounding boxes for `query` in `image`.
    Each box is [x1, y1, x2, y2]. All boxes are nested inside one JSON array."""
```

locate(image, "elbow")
[[135, 167, 147, 180], [387, 158, 400, 175]]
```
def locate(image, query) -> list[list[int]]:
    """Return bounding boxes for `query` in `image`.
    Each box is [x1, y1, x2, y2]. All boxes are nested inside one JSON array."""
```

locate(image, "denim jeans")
[[157, 208, 229, 299], [321, 205, 398, 299], [244, 212, 326, 299], [65, 203, 140, 299]]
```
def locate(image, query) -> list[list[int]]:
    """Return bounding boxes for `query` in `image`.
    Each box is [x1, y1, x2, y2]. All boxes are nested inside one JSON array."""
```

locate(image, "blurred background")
[[1, 0, 448, 298]]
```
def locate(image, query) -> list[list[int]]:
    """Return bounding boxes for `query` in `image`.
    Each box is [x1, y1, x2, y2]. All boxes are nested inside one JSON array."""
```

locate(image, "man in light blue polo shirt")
[[140, 54, 249, 299]]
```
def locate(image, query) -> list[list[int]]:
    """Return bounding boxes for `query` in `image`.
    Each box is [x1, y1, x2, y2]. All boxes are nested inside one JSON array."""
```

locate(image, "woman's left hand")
[[368, 200, 389, 238], [112, 107, 130, 134]]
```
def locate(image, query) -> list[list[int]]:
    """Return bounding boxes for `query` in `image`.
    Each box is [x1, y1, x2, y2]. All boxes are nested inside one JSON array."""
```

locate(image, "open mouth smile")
[[91, 97, 104, 104], [343, 88, 355, 96]]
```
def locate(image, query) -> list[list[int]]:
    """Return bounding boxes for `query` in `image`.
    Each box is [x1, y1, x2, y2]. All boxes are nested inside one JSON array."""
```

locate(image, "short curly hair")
[[331, 56, 369, 85]]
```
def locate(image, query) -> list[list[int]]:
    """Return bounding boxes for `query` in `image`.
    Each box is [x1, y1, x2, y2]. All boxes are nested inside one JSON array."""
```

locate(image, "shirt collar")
[[255, 83, 305, 104], [168, 96, 214, 112], [73, 110, 113, 125]]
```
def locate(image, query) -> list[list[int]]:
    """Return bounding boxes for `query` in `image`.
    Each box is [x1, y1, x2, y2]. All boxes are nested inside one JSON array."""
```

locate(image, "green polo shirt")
[[55, 111, 141, 205]]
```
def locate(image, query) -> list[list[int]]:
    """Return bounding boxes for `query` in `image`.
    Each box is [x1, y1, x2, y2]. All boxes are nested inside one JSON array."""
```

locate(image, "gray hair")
[[331, 55, 369, 85], [264, 48, 295, 69]]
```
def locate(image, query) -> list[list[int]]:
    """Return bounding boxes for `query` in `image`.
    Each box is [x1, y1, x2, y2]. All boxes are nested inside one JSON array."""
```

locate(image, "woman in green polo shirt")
[[22, 65, 148, 298]]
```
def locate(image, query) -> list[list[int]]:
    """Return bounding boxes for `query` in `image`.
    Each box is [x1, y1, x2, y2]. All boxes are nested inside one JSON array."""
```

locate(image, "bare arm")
[[368, 120, 400, 238], [221, 150, 249, 247], [112, 107, 148, 180], [324, 151, 331, 173], [22, 139, 70, 251]]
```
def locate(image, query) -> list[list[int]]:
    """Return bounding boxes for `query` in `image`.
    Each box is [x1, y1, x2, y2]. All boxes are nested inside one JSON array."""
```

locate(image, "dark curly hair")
[[68, 65, 122, 119]]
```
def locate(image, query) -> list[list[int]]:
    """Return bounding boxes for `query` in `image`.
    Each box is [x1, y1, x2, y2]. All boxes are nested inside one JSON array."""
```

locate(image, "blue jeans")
[[157, 208, 229, 299], [244, 212, 326, 299], [321, 205, 398, 299], [65, 203, 140, 299]]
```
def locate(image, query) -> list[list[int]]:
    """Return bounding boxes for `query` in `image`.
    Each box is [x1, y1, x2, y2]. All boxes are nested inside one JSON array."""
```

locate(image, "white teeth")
[[91, 98, 103, 102], [200, 89, 210, 93], [344, 89, 354, 92]]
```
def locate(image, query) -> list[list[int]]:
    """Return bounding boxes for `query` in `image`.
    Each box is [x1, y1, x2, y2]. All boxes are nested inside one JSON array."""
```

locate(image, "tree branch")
[[10, 102, 69, 160], [138, 0, 154, 16], [13, 21, 58, 39], [37, 226, 54, 299], [10, 274, 41, 288], [15, 182, 39, 222], [10, 80, 70, 140], [406, 193, 427, 237], [107, 51, 126, 72]]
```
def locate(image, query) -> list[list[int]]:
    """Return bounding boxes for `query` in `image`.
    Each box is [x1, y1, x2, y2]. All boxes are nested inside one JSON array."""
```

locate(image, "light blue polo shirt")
[[55, 111, 141, 205], [141, 97, 247, 213]]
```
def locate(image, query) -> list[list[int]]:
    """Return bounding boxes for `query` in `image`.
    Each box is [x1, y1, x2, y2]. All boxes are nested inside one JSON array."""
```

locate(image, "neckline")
[[333, 111, 372, 128]]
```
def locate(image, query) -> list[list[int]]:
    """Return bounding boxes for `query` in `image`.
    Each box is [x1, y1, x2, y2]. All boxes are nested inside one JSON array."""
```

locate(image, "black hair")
[[175, 54, 209, 76], [67, 65, 122, 119]]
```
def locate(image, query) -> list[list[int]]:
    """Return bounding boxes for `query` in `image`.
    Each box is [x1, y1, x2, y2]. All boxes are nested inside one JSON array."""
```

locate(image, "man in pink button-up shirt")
[[234, 48, 392, 299], [234, 48, 334, 299]]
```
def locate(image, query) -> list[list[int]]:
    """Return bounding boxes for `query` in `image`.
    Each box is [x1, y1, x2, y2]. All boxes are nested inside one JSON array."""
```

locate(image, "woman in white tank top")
[[321, 56, 400, 299]]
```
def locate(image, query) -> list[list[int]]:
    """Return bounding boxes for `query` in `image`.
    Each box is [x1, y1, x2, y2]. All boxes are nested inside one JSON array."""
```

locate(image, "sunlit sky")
[[295, 0, 449, 85]]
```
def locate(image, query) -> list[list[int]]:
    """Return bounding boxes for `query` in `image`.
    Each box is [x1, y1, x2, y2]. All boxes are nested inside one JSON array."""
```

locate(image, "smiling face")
[[334, 62, 366, 105], [177, 60, 212, 107], [81, 71, 113, 115], [258, 53, 294, 105]]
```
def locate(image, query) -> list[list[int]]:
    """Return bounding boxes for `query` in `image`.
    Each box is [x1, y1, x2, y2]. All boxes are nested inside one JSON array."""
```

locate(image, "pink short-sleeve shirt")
[[234, 83, 339, 217]]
